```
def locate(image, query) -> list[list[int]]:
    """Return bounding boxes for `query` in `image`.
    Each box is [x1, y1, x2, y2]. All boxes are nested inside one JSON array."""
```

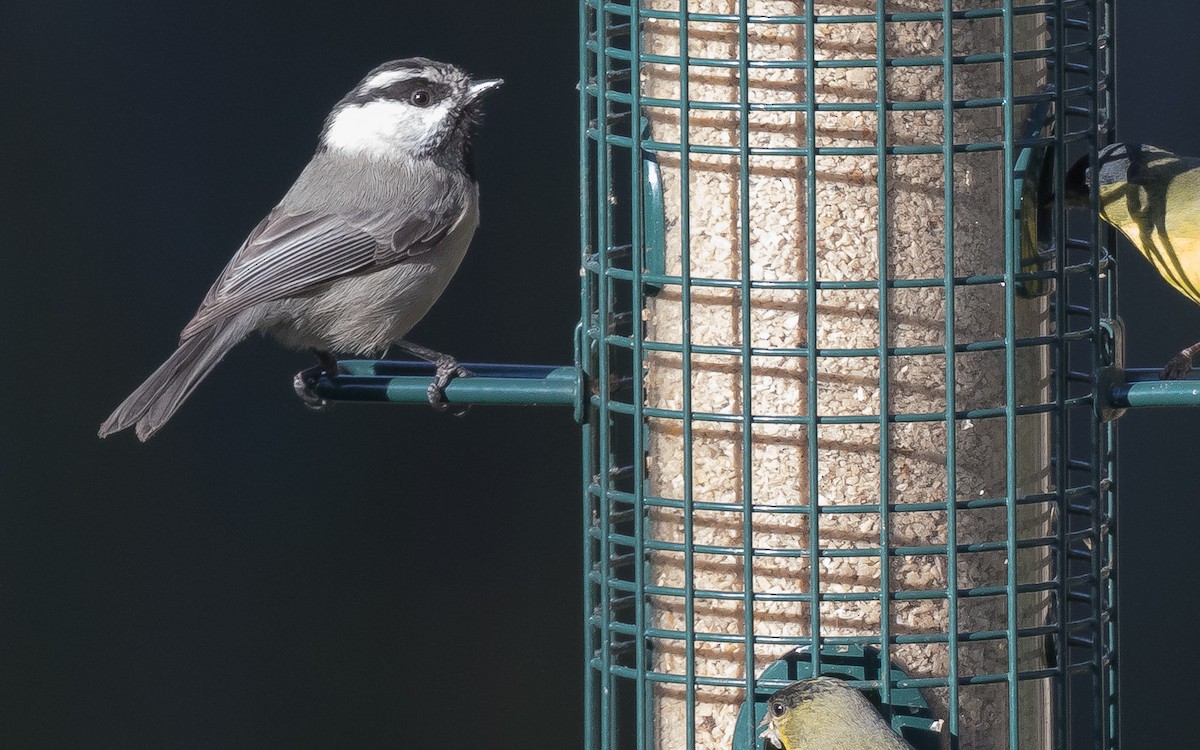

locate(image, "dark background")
[[0, 2, 1194, 747]]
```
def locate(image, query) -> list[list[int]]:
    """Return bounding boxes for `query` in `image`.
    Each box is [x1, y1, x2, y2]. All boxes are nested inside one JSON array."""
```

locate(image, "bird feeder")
[[579, 2, 1116, 750]]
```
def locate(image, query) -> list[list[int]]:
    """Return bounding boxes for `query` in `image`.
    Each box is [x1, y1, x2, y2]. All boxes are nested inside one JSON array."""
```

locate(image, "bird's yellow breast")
[[1115, 225, 1200, 305], [1100, 166, 1200, 305]]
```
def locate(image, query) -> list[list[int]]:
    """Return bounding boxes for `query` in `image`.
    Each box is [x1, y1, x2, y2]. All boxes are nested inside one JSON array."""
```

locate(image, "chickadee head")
[[320, 57, 502, 166]]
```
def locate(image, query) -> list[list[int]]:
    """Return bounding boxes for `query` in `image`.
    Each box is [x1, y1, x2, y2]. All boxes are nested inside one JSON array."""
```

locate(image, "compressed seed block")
[[639, 2, 1053, 748]]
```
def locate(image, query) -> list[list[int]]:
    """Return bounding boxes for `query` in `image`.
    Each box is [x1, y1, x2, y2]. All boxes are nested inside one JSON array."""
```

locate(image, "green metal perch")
[[299, 360, 585, 422]]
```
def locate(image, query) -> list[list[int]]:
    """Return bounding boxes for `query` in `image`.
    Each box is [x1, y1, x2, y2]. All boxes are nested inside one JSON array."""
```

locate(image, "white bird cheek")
[[325, 100, 449, 158]]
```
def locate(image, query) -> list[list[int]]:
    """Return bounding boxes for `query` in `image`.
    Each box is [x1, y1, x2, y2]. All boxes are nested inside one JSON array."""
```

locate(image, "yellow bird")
[[759, 677, 915, 750], [1064, 143, 1200, 378]]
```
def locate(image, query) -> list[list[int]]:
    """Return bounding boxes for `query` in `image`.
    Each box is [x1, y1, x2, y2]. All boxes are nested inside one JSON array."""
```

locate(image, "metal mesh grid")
[[580, 2, 1116, 749]]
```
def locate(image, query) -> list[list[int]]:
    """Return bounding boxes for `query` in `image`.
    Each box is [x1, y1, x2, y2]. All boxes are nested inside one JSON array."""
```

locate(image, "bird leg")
[[313, 349, 341, 376], [396, 339, 471, 416], [1161, 340, 1200, 380], [292, 349, 342, 410]]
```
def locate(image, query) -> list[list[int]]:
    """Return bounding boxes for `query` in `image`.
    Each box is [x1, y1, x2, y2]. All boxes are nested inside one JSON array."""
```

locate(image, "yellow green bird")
[[1064, 143, 1200, 378], [759, 677, 916, 750]]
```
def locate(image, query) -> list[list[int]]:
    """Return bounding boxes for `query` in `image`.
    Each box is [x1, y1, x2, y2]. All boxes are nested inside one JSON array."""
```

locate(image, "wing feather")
[[180, 199, 461, 340]]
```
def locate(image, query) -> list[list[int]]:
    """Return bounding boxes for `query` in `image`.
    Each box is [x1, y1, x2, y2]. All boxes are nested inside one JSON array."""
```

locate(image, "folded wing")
[[180, 198, 460, 340]]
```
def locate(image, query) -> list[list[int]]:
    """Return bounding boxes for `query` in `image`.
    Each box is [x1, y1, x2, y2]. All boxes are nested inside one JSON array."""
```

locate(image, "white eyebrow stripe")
[[362, 68, 427, 91]]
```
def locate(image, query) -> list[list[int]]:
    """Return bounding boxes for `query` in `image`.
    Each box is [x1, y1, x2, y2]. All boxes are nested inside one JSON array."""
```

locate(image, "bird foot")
[[1161, 353, 1194, 381], [293, 371, 331, 411], [293, 351, 343, 411], [427, 355, 472, 416]]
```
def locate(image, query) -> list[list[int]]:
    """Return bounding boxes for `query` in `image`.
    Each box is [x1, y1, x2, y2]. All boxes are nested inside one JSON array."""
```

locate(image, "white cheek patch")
[[323, 99, 453, 158]]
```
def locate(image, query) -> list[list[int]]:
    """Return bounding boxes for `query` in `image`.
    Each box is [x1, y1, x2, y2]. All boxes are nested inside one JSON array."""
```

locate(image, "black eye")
[[410, 89, 432, 107], [771, 701, 786, 717]]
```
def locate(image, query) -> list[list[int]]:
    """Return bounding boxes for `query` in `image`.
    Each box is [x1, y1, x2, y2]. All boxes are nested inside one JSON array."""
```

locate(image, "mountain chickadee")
[[100, 58, 502, 441]]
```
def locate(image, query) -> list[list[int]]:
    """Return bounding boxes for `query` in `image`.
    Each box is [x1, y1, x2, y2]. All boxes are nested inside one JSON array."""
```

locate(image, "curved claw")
[[426, 356, 472, 416], [1160, 354, 1194, 381], [293, 372, 331, 411], [294, 350, 343, 411]]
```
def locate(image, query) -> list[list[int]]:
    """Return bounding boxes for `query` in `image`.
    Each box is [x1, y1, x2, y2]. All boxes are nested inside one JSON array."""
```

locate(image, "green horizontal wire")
[[585, 0, 1084, 23], [593, 663, 1061, 690]]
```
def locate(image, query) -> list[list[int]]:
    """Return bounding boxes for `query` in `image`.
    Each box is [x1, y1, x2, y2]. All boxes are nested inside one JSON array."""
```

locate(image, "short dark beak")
[[467, 78, 504, 102]]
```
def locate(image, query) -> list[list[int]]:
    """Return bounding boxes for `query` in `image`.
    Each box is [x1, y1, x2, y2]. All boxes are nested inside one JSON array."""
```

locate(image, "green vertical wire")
[[1087, 2, 1104, 743], [873, 0, 894, 712], [803, 0, 822, 682], [1101, 8, 1119, 748], [1001, 1, 1020, 748], [676, 6, 698, 750], [1104, 268, 1119, 727], [939, 0, 962, 742], [1105, 414, 1118, 750], [593, 4, 615, 749], [737, 8, 757, 750], [1086, 6, 1100, 741], [579, 5, 597, 750], [1099, 7, 1118, 748], [1100, 4, 1117, 746], [626, 3, 649, 750], [1050, 4, 1069, 749]]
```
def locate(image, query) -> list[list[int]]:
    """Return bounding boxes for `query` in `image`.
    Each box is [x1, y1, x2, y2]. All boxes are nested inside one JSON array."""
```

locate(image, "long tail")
[[99, 317, 252, 441]]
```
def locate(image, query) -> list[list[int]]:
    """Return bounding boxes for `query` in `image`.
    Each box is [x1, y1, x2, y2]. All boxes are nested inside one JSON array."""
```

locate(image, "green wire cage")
[[579, 2, 1117, 749]]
